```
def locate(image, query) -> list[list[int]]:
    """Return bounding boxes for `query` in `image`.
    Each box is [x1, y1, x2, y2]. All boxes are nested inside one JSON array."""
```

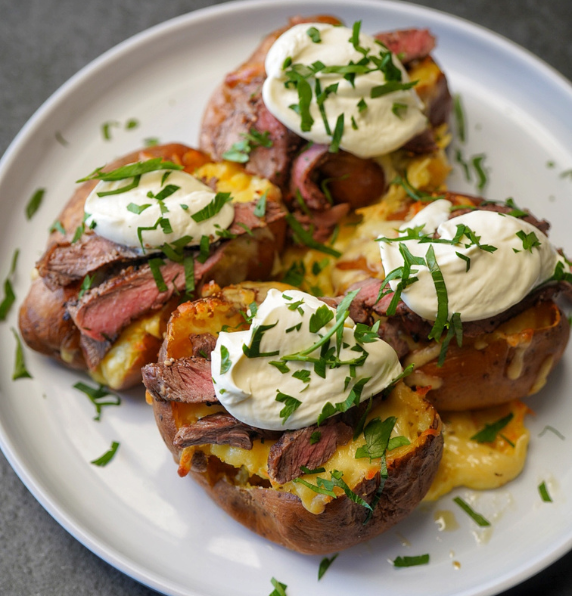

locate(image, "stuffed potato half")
[[146, 282, 443, 555], [19, 144, 286, 390]]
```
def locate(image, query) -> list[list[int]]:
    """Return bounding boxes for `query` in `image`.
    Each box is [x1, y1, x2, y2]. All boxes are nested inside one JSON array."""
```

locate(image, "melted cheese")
[[425, 401, 529, 501]]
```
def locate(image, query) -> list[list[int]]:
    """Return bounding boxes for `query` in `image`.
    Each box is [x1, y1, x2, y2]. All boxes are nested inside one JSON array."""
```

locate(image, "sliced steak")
[[374, 28, 436, 64], [80, 334, 112, 371], [190, 333, 217, 360], [68, 251, 224, 343], [173, 413, 281, 450], [292, 203, 350, 243], [39, 200, 284, 291], [142, 357, 218, 404], [290, 144, 386, 211], [37, 235, 140, 291], [267, 419, 353, 485]]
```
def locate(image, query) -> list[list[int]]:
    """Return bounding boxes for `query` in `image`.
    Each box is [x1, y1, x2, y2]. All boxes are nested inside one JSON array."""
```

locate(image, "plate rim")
[[1, 1, 572, 595]]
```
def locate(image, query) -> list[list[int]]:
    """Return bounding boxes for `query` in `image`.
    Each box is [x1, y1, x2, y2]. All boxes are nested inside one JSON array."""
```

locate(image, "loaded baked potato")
[[345, 192, 570, 411], [144, 281, 443, 554], [19, 144, 286, 390]]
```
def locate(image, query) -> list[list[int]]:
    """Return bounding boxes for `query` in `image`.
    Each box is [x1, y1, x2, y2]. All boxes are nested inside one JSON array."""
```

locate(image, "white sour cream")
[[378, 199, 563, 322], [211, 289, 402, 431], [84, 169, 234, 249], [262, 23, 427, 158]]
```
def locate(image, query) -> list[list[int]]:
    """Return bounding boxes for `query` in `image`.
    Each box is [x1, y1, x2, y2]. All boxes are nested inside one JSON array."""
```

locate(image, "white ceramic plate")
[[1, 1, 571, 595]]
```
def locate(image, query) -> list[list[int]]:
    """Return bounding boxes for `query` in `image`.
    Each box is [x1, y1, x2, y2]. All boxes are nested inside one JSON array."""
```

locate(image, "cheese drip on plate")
[[211, 289, 402, 431], [378, 199, 564, 322], [262, 22, 427, 158], [85, 168, 234, 250]]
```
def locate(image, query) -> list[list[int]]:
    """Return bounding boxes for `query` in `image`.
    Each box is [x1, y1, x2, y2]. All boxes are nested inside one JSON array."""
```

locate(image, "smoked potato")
[[18, 144, 286, 390], [146, 282, 443, 554]]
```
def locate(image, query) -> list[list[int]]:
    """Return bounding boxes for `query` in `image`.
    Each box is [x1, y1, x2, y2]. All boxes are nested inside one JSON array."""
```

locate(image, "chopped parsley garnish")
[[148, 258, 168, 293], [125, 118, 139, 130], [387, 435, 411, 451], [311, 258, 330, 276], [560, 169, 572, 179], [285, 69, 315, 132], [300, 465, 326, 475], [77, 158, 183, 183], [12, 328, 32, 380], [0, 249, 19, 321], [285, 322, 302, 333], [309, 304, 334, 333], [26, 188, 45, 220], [91, 441, 120, 466], [71, 223, 84, 244], [197, 235, 210, 264], [253, 191, 268, 218], [292, 369, 311, 383], [329, 113, 345, 153], [357, 98, 367, 112], [318, 553, 339, 580], [242, 322, 280, 358], [191, 192, 232, 222], [294, 469, 372, 510], [504, 197, 528, 218], [310, 431, 321, 445], [538, 425, 565, 440], [73, 381, 121, 421], [391, 102, 408, 119], [355, 416, 396, 461], [78, 274, 93, 300], [269, 577, 288, 596], [455, 149, 471, 181], [393, 554, 430, 568], [453, 93, 466, 143], [538, 481, 552, 502], [285, 214, 341, 258], [306, 26, 321, 43], [371, 80, 417, 98], [390, 174, 442, 203], [456, 251, 471, 272], [144, 137, 160, 147], [275, 391, 302, 424], [222, 129, 273, 163], [220, 345, 232, 374], [55, 131, 69, 146], [453, 496, 491, 526], [470, 413, 513, 443], [269, 361, 290, 374], [49, 220, 66, 235], [101, 121, 119, 141], [515, 230, 541, 253], [438, 312, 462, 367], [472, 154, 488, 191], [127, 202, 151, 214]]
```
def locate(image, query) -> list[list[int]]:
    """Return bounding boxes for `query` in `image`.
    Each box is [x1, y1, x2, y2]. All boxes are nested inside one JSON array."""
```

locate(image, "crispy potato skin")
[[151, 283, 443, 554], [408, 302, 570, 411], [18, 278, 85, 369]]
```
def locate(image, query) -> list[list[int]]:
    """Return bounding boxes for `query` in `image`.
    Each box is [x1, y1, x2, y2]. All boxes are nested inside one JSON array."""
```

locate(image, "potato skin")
[[406, 301, 570, 411], [18, 278, 85, 369], [153, 394, 442, 555]]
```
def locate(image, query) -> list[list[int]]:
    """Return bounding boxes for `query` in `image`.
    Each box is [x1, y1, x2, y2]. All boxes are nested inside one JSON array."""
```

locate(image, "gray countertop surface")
[[1, 0, 571, 594]]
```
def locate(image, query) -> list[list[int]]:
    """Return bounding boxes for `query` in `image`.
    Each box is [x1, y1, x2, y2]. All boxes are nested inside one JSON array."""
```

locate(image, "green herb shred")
[[91, 441, 120, 466], [318, 553, 339, 580], [470, 413, 514, 443], [73, 381, 121, 421], [393, 554, 430, 568], [538, 481, 553, 502], [453, 496, 491, 526], [26, 188, 45, 220], [12, 328, 32, 380]]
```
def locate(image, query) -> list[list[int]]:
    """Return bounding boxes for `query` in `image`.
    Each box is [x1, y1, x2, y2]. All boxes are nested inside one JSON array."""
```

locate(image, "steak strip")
[[173, 413, 281, 450], [374, 28, 436, 64], [68, 250, 224, 343], [142, 357, 218, 404], [37, 200, 285, 290], [267, 419, 353, 485]]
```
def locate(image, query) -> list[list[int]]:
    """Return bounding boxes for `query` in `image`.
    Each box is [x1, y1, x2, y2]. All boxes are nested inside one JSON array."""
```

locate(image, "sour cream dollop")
[[211, 289, 402, 431], [262, 23, 427, 158], [378, 199, 564, 322], [84, 169, 234, 250]]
